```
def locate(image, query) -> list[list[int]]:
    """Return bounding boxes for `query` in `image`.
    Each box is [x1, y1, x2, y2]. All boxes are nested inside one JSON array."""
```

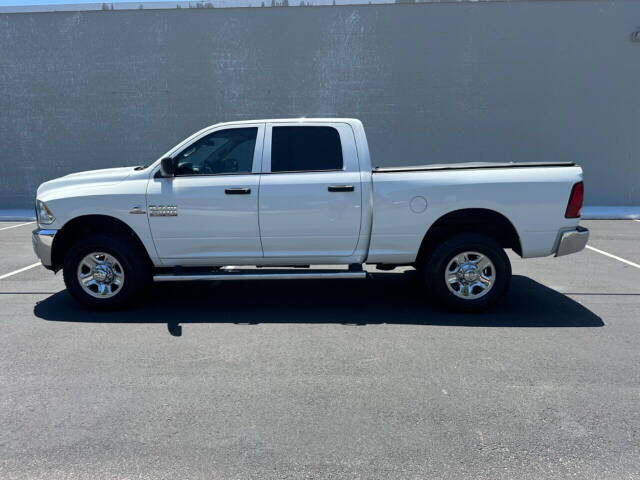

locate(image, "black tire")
[[62, 234, 150, 309], [423, 233, 511, 312]]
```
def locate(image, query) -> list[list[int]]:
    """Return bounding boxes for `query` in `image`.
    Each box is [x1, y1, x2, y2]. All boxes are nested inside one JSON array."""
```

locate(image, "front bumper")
[[555, 226, 589, 257], [32, 228, 58, 268]]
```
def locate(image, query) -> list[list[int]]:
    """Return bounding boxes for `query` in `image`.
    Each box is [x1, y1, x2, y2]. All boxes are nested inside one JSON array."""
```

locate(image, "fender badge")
[[129, 205, 146, 214]]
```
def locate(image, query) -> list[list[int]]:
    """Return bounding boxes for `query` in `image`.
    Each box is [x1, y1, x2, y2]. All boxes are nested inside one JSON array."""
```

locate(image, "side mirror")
[[159, 157, 175, 177]]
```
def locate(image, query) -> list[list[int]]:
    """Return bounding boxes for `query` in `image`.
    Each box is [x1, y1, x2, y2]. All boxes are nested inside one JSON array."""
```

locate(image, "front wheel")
[[423, 233, 511, 312], [63, 234, 150, 309]]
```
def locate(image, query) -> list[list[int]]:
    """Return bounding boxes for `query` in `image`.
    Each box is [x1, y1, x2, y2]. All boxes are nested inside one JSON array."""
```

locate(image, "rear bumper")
[[555, 226, 589, 257], [32, 228, 57, 268]]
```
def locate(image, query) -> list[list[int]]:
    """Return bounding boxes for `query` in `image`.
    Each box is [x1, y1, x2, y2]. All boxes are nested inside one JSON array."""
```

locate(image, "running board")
[[153, 269, 367, 282]]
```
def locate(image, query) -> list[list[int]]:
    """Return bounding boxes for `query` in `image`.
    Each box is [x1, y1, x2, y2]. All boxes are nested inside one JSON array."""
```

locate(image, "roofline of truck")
[[206, 118, 363, 128]]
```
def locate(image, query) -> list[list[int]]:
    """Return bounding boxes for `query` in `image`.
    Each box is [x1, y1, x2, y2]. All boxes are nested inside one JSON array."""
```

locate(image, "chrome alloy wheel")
[[444, 251, 495, 299], [76, 252, 125, 298]]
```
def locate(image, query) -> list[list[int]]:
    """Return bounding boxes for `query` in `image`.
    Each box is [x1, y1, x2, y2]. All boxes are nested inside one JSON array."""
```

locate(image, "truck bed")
[[368, 160, 583, 262], [372, 161, 576, 173]]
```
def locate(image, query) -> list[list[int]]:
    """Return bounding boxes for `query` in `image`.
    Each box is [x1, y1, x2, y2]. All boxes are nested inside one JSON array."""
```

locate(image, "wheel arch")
[[416, 208, 522, 265], [51, 215, 153, 272]]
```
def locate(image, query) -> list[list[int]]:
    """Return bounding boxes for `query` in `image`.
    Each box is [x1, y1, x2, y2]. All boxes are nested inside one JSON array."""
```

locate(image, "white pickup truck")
[[33, 118, 588, 312]]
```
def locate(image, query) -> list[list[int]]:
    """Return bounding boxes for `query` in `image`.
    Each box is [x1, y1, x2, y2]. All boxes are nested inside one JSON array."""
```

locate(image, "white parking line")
[[0, 221, 35, 231], [586, 245, 640, 269], [0, 262, 41, 280]]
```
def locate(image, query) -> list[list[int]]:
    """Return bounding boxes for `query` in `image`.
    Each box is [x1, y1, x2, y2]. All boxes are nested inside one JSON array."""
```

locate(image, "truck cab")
[[146, 119, 372, 266]]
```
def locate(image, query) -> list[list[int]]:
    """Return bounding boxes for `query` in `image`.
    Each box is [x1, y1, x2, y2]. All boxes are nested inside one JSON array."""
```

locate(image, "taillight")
[[565, 181, 584, 218]]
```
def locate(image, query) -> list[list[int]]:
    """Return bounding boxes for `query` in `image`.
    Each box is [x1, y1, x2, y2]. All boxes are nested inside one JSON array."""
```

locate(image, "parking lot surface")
[[1, 220, 639, 479]]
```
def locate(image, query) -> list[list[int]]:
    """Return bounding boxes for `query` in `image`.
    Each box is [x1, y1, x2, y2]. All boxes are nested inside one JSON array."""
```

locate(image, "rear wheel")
[[423, 233, 511, 312], [63, 234, 150, 309]]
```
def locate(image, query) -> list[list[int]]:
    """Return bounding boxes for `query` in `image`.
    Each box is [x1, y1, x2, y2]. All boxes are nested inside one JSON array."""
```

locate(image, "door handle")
[[328, 185, 354, 192], [225, 187, 251, 195]]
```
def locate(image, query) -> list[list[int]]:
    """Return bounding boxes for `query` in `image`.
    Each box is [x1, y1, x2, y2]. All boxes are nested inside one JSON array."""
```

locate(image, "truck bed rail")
[[372, 161, 576, 173]]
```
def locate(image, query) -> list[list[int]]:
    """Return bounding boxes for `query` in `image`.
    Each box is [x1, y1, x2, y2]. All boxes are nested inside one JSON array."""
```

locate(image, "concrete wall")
[[1, 0, 639, 209]]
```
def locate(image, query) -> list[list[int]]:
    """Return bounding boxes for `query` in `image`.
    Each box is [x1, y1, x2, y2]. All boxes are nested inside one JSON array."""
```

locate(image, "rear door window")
[[271, 126, 343, 172]]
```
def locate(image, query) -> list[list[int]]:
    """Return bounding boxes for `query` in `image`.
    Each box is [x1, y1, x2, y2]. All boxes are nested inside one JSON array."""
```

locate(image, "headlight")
[[36, 200, 55, 225]]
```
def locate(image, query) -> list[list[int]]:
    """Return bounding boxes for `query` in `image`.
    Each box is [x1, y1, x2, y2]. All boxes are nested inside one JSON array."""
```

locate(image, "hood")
[[37, 166, 137, 199]]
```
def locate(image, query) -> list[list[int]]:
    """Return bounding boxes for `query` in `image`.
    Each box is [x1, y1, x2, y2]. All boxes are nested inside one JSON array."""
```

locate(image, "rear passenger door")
[[258, 122, 362, 258]]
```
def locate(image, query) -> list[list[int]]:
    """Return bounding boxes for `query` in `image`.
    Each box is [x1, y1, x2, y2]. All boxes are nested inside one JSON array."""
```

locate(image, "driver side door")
[[147, 123, 265, 265]]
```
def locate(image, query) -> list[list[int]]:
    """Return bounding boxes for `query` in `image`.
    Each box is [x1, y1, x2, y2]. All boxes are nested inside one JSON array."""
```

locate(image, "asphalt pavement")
[[1, 220, 639, 479]]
